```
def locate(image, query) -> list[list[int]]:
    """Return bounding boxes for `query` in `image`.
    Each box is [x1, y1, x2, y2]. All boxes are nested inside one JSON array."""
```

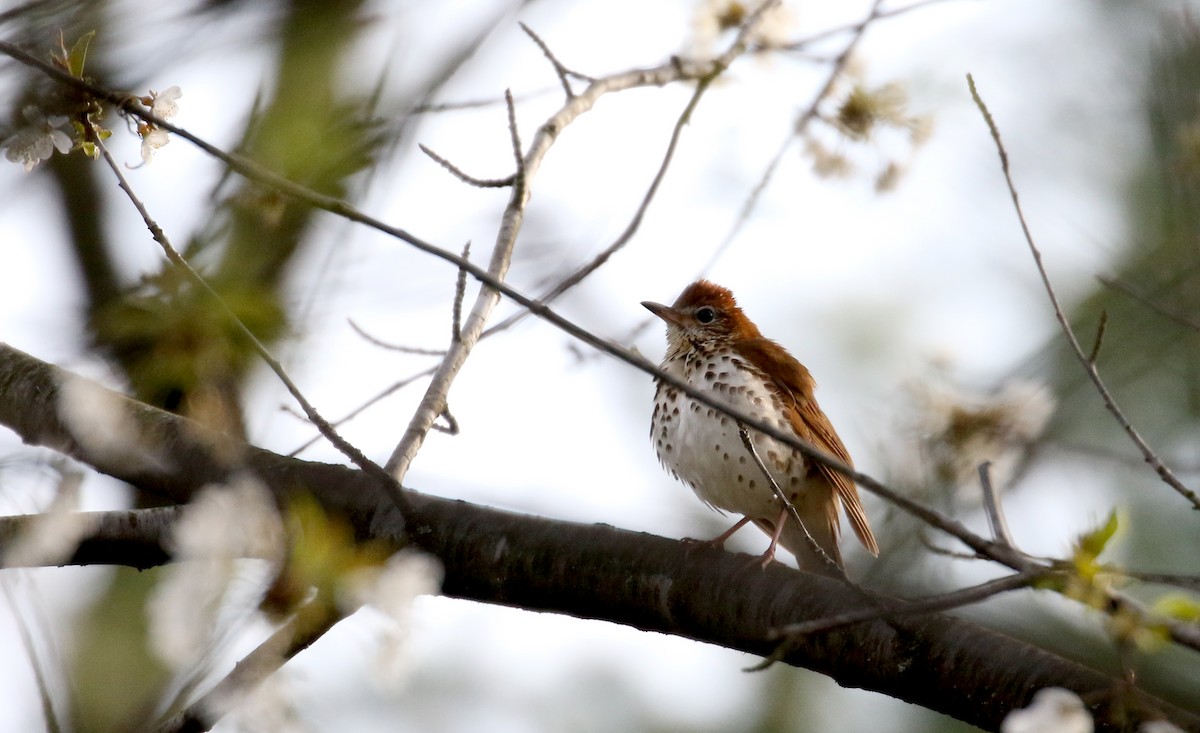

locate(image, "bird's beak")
[[642, 300, 687, 327]]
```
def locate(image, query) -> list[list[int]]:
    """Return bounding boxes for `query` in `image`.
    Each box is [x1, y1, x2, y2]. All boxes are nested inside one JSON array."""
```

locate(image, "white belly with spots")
[[651, 352, 806, 519]]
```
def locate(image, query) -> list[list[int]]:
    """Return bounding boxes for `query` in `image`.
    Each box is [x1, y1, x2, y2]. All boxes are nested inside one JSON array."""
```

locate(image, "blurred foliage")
[[4, 1, 401, 728], [70, 567, 168, 733]]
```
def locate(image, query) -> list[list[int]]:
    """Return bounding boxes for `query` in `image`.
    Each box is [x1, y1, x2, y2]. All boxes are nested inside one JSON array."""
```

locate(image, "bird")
[[642, 280, 878, 576]]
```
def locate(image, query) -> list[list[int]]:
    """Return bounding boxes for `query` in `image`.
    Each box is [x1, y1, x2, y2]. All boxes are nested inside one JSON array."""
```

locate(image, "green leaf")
[[1154, 594, 1200, 622], [1077, 509, 1119, 559], [67, 30, 95, 78]]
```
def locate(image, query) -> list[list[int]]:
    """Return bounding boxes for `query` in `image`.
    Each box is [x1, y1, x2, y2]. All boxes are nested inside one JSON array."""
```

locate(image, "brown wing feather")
[[737, 338, 880, 557]]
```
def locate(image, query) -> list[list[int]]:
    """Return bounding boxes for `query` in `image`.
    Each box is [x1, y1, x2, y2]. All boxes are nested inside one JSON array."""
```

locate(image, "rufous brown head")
[[641, 280, 761, 355]]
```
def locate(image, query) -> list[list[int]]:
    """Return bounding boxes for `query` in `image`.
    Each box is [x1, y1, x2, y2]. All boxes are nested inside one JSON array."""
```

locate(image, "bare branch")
[[479, 0, 782, 339], [383, 90, 526, 481], [3, 351, 1200, 731], [978, 461, 1015, 548], [452, 242, 471, 344], [967, 73, 1200, 511], [348, 319, 446, 356], [774, 0, 963, 53], [419, 143, 515, 188], [286, 368, 432, 457], [0, 36, 1128, 560], [772, 571, 1039, 638], [519, 22, 587, 99], [701, 0, 884, 275]]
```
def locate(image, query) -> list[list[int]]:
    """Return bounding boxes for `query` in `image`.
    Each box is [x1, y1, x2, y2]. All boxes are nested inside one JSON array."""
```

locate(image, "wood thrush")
[[643, 280, 879, 576]]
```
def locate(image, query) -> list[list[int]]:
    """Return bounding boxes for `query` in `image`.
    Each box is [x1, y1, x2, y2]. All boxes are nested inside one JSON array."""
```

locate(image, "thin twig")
[[411, 88, 548, 114], [1118, 569, 1200, 592], [285, 368, 431, 457], [967, 73, 1200, 512], [772, 571, 1040, 638], [737, 425, 844, 578], [1087, 310, 1108, 365], [90, 131, 410, 515], [751, 571, 1045, 671], [480, 0, 779, 339], [519, 22, 585, 98], [419, 143, 515, 188], [154, 599, 343, 733], [1100, 275, 1200, 333], [452, 242, 470, 343], [347, 319, 446, 355], [774, 0, 962, 53], [977, 461, 1015, 548], [433, 407, 459, 436], [0, 579, 62, 733], [504, 88, 524, 176], [701, 0, 884, 276]]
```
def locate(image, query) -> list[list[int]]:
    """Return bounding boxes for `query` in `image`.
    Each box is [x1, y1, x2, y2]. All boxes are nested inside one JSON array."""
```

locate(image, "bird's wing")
[[740, 338, 880, 557]]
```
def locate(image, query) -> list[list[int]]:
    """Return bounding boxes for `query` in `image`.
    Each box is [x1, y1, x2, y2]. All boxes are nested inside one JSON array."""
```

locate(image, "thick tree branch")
[[1, 343, 1198, 732]]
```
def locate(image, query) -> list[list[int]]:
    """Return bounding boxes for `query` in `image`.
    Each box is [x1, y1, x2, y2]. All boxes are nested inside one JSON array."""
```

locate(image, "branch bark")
[[1, 342, 1197, 733]]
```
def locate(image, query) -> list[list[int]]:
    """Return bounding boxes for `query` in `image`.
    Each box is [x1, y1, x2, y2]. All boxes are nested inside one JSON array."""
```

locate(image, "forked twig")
[[383, 89, 525, 481], [967, 73, 1200, 511], [481, 0, 780, 339], [519, 22, 591, 98]]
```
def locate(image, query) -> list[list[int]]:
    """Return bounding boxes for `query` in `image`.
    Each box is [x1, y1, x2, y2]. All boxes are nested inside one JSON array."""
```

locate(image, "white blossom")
[[150, 85, 182, 120], [140, 126, 171, 164], [147, 476, 284, 669], [908, 376, 1055, 491], [2, 468, 88, 568], [3, 106, 72, 171], [58, 373, 145, 467], [1002, 688, 1092, 733], [343, 551, 443, 689]]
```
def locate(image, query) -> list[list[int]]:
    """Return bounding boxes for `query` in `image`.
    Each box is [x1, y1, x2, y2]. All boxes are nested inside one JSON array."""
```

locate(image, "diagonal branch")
[[967, 74, 1200, 511], [89, 130, 410, 517], [0, 37, 1157, 577]]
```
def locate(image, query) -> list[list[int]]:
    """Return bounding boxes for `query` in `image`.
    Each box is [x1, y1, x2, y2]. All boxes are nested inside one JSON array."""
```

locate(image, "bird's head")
[[642, 280, 760, 354]]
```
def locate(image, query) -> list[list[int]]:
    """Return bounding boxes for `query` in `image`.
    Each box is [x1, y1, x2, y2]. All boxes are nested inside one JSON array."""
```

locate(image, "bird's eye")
[[695, 306, 717, 324]]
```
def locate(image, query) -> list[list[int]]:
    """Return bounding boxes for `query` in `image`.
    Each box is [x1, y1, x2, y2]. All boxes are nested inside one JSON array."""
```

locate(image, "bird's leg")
[[758, 505, 790, 568], [682, 516, 753, 551]]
